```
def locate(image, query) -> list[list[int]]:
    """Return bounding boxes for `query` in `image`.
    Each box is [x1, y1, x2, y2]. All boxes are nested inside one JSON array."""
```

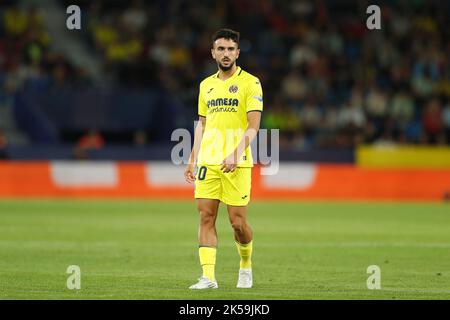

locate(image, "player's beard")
[[218, 60, 234, 72]]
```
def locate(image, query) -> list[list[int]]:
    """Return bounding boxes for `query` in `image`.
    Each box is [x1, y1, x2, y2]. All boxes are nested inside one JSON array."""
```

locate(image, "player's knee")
[[230, 218, 246, 233], [199, 209, 216, 226]]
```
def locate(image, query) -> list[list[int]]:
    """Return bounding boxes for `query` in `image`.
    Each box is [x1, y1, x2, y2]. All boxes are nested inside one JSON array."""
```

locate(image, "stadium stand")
[[0, 0, 449, 161]]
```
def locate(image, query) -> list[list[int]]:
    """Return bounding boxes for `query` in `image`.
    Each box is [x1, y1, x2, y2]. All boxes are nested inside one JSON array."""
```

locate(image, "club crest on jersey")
[[229, 85, 238, 93]]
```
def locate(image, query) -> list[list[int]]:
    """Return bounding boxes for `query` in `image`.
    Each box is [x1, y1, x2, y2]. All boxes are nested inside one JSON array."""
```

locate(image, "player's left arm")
[[221, 79, 263, 173]]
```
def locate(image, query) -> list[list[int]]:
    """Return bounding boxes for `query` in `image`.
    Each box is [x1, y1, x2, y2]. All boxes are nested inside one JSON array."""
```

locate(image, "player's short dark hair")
[[212, 28, 240, 48]]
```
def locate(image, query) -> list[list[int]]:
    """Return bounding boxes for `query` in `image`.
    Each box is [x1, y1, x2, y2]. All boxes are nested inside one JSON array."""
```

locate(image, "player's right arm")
[[185, 83, 208, 183], [184, 116, 205, 183]]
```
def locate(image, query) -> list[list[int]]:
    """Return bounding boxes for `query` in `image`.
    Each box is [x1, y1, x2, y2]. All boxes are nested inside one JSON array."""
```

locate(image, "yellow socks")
[[235, 240, 253, 269], [198, 242, 252, 281], [199, 246, 216, 281]]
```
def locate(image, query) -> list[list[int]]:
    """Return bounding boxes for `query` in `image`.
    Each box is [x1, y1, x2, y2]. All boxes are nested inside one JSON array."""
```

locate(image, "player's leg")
[[227, 205, 254, 288], [197, 198, 220, 247], [190, 165, 221, 289], [227, 204, 253, 263], [189, 198, 220, 289], [227, 204, 253, 244], [222, 167, 254, 288], [197, 198, 220, 283]]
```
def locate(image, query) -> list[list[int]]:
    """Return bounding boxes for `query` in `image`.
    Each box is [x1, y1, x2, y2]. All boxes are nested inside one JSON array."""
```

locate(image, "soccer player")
[[184, 28, 263, 289]]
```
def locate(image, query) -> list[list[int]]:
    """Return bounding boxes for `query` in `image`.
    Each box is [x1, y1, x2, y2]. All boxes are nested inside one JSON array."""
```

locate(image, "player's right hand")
[[184, 163, 196, 183]]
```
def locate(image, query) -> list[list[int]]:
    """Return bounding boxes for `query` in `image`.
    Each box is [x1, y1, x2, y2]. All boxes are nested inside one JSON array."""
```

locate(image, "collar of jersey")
[[215, 66, 241, 82]]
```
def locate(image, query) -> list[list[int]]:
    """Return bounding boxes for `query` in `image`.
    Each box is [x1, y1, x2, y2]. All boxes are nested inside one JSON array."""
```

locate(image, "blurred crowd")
[[2, 0, 450, 148], [0, 3, 91, 100]]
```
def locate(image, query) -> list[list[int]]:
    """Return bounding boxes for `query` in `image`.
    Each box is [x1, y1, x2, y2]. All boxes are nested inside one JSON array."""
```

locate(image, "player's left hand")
[[221, 153, 238, 173]]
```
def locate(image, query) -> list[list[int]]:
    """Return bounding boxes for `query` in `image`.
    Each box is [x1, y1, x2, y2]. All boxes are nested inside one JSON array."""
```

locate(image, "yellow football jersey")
[[197, 66, 263, 167]]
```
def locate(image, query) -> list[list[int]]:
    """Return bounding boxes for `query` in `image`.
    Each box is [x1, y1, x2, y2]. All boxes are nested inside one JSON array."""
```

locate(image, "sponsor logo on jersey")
[[207, 98, 239, 107]]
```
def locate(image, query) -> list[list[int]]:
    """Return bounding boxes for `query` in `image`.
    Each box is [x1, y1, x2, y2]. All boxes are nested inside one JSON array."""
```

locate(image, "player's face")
[[211, 38, 240, 71]]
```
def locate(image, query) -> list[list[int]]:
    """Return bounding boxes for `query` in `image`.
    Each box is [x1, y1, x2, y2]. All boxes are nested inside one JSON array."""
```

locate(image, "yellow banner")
[[357, 145, 450, 168]]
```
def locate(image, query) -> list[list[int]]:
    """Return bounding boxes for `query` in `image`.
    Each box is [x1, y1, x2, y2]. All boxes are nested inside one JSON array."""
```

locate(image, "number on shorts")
[[198, 166, 207, 181]]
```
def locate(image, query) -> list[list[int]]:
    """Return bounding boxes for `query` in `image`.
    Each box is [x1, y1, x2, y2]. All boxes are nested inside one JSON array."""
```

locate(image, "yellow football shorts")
[[194, 165, 252, 206]]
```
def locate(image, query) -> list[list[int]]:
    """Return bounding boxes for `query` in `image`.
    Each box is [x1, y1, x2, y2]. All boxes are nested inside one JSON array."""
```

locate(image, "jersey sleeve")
[[198, 85, 207, 117], [246, 78, 263, 113]]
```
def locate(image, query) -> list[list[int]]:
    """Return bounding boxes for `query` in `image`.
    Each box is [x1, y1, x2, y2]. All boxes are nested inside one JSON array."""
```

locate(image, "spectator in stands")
[[298, 94, 322, 137], [3, 5, 28, 37], [337, 94, 367, 146], [390, 88, 415, 126], [422, 98, 444, 144], [121, 0, 148, 34], [412, 68, 435, 98], [281, 69, 307, 101], [263, 97, 301, 148], [390, 88, 418, 143], [72, 129, 105, 160], [315, 107, 339, 147], [338, 99, 366, 131], [77, 129, 105, 150], [365, 84, 388, 122]]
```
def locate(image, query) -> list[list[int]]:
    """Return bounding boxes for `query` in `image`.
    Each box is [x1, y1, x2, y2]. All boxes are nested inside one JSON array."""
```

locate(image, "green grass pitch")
[[0, 199, 449, 299]]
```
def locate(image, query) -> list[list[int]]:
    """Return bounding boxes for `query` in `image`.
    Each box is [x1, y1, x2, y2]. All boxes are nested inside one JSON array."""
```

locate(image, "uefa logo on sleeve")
[[229, 85, 238, 93]]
